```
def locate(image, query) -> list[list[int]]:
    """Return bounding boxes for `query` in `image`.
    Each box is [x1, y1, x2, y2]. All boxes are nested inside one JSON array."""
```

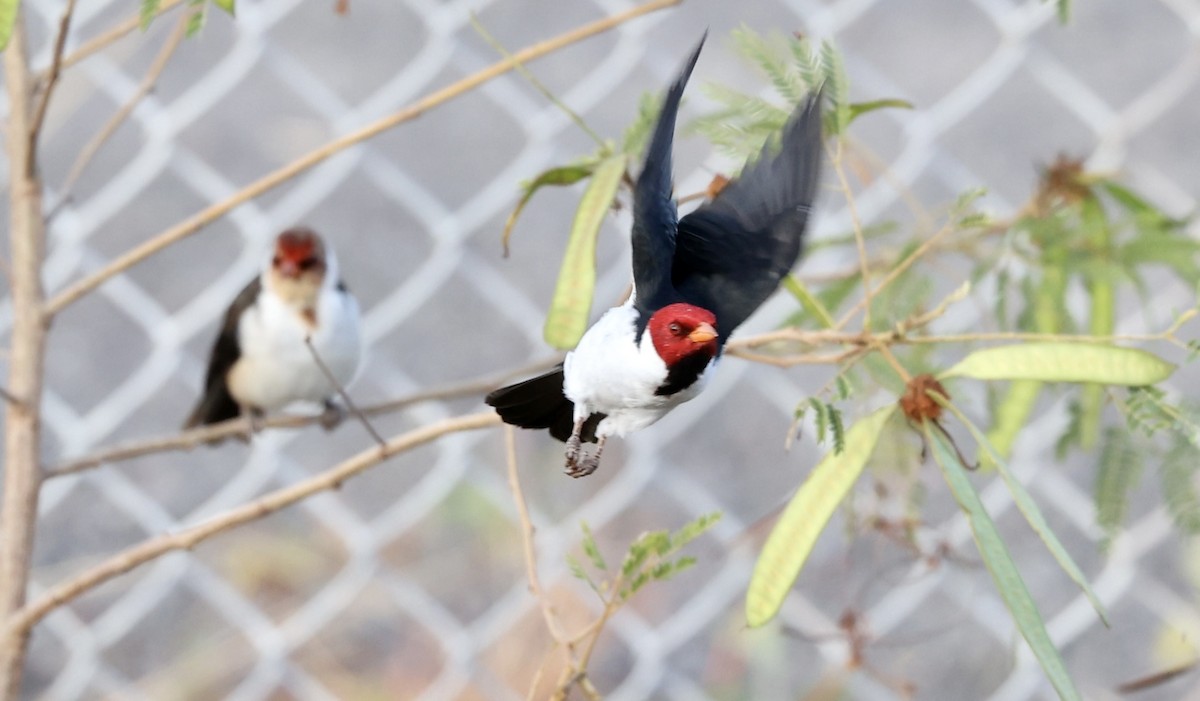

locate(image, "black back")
[[183, 278, 261, 428]]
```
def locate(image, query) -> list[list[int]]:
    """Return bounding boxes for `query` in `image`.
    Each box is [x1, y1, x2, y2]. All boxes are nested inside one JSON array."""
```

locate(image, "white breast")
[[563, 301, 713, 439], [228, 285, 362, 412]]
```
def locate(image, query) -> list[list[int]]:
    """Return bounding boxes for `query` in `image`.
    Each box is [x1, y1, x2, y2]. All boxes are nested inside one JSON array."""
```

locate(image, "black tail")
[[485, 365, 601, 443], [184, 382, 241, 429]]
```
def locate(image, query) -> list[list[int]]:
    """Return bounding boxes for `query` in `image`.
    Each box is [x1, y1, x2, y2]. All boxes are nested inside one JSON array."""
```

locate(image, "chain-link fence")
[[6, 0, 1200, 698]]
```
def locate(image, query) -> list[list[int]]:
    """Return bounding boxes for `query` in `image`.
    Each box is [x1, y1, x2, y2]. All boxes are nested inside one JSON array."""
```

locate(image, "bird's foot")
[[564, 431, 583, 468], [564, 435, 605, 479], [565, 452, 601, 478], [247, 408, 266, 433], [319, 400, 346, 431]]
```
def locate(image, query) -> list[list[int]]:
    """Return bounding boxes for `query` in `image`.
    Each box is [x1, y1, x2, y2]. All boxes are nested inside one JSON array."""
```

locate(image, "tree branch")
[[5, 411, 502, 643], [28, 0, 77, 153], [52, 8, 190, 214], [0, 13, 50, 699], [42, 0, 684, 317], [44, 356, 558, 479], [53, 0, 185, 74]]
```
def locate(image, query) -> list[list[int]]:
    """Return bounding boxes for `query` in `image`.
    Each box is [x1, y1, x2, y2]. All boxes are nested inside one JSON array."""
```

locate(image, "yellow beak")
[[688, 322, 718, 344]]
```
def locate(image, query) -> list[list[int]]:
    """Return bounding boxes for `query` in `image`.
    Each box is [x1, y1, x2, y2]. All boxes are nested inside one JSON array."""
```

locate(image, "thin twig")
[[52, 9, 190, 215], [4, 411, 503, 642], [505, 426, 571, 642], [28, 0, 77, 153], [0, 388, 21, 406], [469, 13, 606, 148], [828, 137, 874, 329], [54, 0, 185, 73], [832, 219, 956, 333], [874, 343, 912, 384], [44, 356, 558, 479], [724, 347, 862, 367], [303, 336, 385, 448], [43, 0, 683, 317]]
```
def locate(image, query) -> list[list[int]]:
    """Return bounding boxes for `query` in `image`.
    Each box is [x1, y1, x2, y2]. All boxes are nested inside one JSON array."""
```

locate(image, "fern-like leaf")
[[1094, 427, 1143, 550]]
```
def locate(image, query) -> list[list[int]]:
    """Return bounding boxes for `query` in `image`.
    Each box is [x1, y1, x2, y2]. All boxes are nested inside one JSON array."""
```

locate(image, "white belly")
[[563, 303, 713, 438], [228, 289, 362, 412]]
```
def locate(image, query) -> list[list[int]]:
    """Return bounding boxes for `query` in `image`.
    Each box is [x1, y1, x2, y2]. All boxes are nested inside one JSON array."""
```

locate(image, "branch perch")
[[5, 411, 502, 642], [45, 356, 558, 478]]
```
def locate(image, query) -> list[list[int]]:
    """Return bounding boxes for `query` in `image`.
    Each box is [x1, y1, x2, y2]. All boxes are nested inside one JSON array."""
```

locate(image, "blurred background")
[[5, 0, 1200, 698]]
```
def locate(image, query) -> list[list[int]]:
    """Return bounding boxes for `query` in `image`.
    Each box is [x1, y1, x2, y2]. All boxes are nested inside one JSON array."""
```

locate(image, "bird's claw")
[[319, 400, 345, 431], [565, 452, 600, 478], [564, 431, 604, 479]]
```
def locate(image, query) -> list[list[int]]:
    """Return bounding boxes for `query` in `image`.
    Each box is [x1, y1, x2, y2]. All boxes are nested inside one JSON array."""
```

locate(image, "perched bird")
[[184, 227, 363, 430], [486, 35, 824, 477]]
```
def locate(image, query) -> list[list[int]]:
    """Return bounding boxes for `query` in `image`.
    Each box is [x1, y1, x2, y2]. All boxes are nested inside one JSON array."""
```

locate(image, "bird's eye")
[[298, 257, 320, 271], [272, 255, 282, 267], [668, 322, 683, 335]]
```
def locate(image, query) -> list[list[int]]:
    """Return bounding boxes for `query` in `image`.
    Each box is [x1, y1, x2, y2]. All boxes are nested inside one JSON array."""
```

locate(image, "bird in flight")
[[185, 227, 363, 430], [487, 35, 824, 477]]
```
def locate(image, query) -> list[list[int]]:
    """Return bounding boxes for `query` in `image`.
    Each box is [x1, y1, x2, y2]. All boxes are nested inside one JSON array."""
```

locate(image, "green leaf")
[[620, 92, 661, 156], [212, 0, 235, 15], [783, 275, 835, 328], [819, 42, 850, 136], [936, 398, 1109, 625], [731, 25, 804, 103], [828, 403, 845, 455], [1079, 196, 1115, 450], [746, 406, 895, 627], [565, 553, 599, 593], [984, 379, 1042, 465], [925, 422, 1082, 701], [0, 0, 18, 50], [543, 155, 626, 349], [140, 0, 162, 30], [1094, 427, 1142, 549], [501, 161, 598, 256], [669, 512, 721, 551], [1054, 0, 1071, 24], [1162, 436, 1200, 534], [942, 343, 1176, 386], [846, 98, 914, 125], [1100, 181, 1177, 229], [580, 521, 607, 572], [185, 0, 207, 37]]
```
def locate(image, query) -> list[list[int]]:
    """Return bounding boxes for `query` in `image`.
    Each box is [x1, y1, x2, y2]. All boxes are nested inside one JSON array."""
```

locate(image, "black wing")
[[672, 90, 824, 338], [485, 365, 601, 443], [630, 34, 706, 319], [183, 278, 261, 428]]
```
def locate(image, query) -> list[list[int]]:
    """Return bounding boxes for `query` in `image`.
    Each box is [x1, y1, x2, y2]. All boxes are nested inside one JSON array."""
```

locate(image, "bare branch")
[[5, 411, 502, 642], [44, 356, 559, 479], [52, 9, 190, 213], [55, 0, 185, 73], [0, 14, 50, 698], [28, 0, 77, 153], [827, 137, 875, 329], [506, 426, 573, 644], [303, 335, 385, 447], [42, 0, 684, 317]]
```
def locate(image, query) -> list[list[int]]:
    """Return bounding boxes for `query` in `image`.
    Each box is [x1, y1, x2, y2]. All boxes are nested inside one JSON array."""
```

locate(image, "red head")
[[272, 228, 327, 280], [647, 303, 719, 366]]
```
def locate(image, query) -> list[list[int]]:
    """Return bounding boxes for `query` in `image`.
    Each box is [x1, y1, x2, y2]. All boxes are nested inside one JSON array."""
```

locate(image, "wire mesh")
[[3, 0, 1200, 698]]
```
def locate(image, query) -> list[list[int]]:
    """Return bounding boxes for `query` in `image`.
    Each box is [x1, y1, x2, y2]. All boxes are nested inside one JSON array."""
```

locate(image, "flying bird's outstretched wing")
[[630, 33, 706, 319], [672, 90, 824, 338]]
